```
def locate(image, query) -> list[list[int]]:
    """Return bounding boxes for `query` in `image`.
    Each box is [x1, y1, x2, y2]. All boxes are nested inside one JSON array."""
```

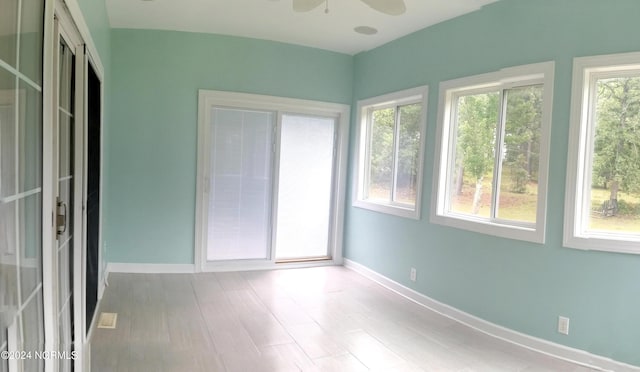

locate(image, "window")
[[353, 86, 428, 219], [431, 62, 554, 243], [564, 52, 640, 254]]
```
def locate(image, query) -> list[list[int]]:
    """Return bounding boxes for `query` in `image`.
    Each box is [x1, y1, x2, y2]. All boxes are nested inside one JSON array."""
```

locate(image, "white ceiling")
[[106, 0, 497, 55]]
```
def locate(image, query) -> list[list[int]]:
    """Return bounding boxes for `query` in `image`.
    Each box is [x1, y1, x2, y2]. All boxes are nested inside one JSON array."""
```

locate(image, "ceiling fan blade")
[[293, 0, 325, 12], [360, 0, 406, 15]]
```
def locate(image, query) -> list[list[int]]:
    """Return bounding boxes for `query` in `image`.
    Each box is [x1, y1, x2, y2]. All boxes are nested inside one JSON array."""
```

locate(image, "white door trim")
[[41, 2, 56, 371], [195, 90, 349, 272]]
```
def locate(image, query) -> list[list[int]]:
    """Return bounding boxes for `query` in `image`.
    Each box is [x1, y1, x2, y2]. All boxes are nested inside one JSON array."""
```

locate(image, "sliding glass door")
[[197, 91, 349, 270], [275, 114, 336, 260]]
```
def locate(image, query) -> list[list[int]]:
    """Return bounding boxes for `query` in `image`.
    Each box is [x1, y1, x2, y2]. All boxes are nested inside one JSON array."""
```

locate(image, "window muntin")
[[354, 87, 427, 219], [565, 53, 640, 253], [432, 62, 553, 243]]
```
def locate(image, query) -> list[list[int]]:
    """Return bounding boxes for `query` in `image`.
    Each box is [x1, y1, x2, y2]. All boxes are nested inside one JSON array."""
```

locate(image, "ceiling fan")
[[293, 0, 406, 16]]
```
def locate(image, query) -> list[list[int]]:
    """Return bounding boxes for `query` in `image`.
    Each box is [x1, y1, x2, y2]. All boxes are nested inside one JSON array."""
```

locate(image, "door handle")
[[56, 197, 67, 236]]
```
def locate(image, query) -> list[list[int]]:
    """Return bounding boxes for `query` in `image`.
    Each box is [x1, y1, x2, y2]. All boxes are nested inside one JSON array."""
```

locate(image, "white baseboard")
[[201, 259, 339, 273], [106, 263, 196, 274], [343, 259, 639, 372]]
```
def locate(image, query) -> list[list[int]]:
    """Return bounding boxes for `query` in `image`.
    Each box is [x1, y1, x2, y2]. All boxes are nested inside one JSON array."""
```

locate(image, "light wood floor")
[[91, 266, 594, 371]]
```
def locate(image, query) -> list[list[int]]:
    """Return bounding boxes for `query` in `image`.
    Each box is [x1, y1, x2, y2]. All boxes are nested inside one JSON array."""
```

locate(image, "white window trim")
[[431, 62, 555, 243], [352, 86, 428, 219], [564, 52, 640, 254]]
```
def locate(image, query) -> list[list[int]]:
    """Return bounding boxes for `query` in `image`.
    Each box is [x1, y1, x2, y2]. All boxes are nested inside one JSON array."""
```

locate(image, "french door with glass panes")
[[1, 0, 101, 371], [49, 7, 96, 370], [53, 27, 81, 372], [0, 0, 46, 371], [48, 4, 103, 370], [196, 91, 349, 271]]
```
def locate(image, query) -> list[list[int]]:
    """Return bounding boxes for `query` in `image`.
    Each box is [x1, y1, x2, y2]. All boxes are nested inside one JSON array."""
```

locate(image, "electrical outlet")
[[558, 316, 570, 335], [410, 267, 417, 282]]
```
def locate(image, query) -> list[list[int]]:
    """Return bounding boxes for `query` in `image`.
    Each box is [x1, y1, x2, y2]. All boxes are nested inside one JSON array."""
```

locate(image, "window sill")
[[563, 233, 640, 255], [430, 212, 545, 244], [353, 199, 420, 220]]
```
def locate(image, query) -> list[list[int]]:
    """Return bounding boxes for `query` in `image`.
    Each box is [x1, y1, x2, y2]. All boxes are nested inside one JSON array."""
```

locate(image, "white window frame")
[[353, 86, 428, 219], [564, 52, 640, 254], [431, 62, 554, 243]]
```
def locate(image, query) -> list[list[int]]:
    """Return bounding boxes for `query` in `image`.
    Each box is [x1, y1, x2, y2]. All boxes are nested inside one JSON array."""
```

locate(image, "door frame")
[[195, 90, 350, 272], [42, 0, 106, 370]]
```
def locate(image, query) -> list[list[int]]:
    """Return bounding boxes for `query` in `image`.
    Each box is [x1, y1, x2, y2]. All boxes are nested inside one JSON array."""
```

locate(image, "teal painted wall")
[[76, 0, 111, 67], [346, 0, 640, 366], [107, 29, 353, 263]]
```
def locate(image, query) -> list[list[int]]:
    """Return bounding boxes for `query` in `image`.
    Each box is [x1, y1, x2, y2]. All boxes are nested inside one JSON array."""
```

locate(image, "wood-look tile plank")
[[92, 267, 599, 372], [310, 353, 369, 372], [161, 274, 198, 306], [338, 329, 407, 370], [128, 304, 170, 344], [306, 307, 369, 336], [225, 288, 270, 315], [294, 334, 347, 360], [88, 343, 124, 372], [262, 343, 317, 371], [384, 335, 474, 371], [166, 304, 216, 352], [199, 305, 260, 356], [239, 312, 294, 347], [161, 348, 226, 372], [122, 342, 168, 372], [215, 272, 251, 291], [191, 273, 226, 304], [267, 298, 316, 326], [220, 347, 300, 372]]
